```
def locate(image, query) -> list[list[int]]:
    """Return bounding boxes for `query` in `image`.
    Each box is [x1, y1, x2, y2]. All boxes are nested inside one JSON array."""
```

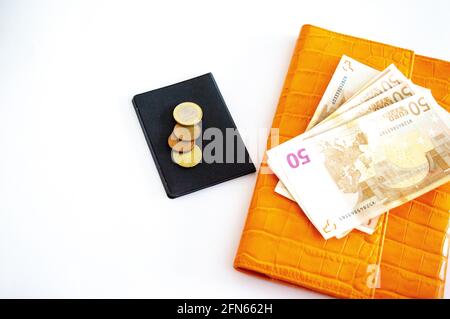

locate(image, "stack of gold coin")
[[169, 102, 203, 168]]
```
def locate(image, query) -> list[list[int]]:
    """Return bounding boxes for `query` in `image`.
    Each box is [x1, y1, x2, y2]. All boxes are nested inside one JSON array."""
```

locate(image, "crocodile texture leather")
[[374, 56, 450, 298], [234, 25, 450, 299]]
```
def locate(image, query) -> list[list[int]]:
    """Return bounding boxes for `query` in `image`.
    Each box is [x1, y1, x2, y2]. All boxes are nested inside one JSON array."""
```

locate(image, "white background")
[[1, 0, 449, 298]]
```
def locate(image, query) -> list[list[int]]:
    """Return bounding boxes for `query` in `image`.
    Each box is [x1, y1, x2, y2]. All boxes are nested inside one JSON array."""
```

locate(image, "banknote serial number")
[[286, 148, 311, 168]]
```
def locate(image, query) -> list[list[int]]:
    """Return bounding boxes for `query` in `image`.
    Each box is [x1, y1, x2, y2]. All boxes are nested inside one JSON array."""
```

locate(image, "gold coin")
[[171, 144, 202, 168], [173, 102, 203, 126], [173, 123, 201, 141], [168, 132, 194, 153]]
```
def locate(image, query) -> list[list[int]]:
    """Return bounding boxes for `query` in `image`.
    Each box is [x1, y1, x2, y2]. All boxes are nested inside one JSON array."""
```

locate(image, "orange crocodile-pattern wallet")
[[234, 25, 450, 299]]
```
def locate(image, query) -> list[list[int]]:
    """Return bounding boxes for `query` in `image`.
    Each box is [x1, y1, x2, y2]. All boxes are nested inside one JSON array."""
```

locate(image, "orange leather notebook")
[[234, 25, 450, 299]]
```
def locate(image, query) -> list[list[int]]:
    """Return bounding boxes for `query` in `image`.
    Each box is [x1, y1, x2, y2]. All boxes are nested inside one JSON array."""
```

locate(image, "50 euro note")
[[305, 55, 380, 130], [268, 92, 450, 239], [274, 55, 379, 233], [282, 81, 423, 236], [276, 64, 409, 211], [320, 64, 409, 126], [304, 80, 421, 140], [275, 55, 388, 237]]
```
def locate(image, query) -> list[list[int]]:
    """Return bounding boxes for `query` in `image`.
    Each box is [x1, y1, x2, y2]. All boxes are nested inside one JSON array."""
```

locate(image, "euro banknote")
[[306, 55, 379, 130], [320, 64, 408, 125], [275, 56, 379, 200], [276, 56, 380, 235], [275, 80, 422, 235], [268, 92, 450, 239]]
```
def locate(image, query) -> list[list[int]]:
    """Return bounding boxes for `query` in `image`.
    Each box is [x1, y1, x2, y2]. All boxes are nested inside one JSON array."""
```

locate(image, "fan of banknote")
[[267, 56, 450, 240]]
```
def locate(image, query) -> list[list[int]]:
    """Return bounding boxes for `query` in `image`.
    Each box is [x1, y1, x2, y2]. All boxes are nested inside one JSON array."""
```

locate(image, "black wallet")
[[133, 73, 256, 198]]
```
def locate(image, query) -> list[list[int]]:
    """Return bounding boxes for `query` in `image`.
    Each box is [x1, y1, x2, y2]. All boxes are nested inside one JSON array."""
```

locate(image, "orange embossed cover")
[[234, 25, 450, 299]]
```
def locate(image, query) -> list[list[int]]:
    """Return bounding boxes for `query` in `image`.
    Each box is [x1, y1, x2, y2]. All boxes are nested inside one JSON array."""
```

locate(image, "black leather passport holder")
[[133, 73, 256, 198]]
